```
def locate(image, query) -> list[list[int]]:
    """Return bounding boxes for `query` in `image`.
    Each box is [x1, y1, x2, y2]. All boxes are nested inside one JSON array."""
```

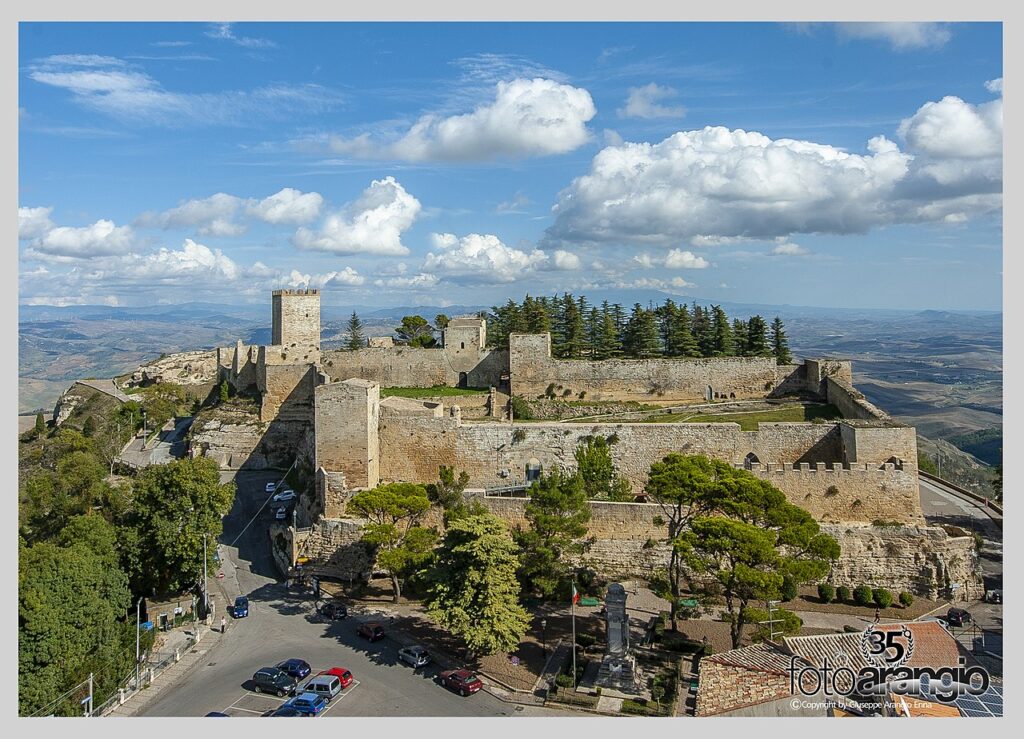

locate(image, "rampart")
[[272, 288, 321, 349], [825, 375, 889, 421], [509, 333, 785, 402], [321, 345, 507, 389]]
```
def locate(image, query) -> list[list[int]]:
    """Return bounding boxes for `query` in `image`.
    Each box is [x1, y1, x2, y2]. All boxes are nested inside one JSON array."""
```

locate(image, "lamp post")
[[135, 596, 143, 690], [541, 618, 547, 656], [202, 533, 209, 617], [140, 409, 147, 450]]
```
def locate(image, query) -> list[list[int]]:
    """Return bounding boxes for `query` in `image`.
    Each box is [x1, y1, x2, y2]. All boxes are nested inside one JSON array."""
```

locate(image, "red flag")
[[572, 581, 580, 605]]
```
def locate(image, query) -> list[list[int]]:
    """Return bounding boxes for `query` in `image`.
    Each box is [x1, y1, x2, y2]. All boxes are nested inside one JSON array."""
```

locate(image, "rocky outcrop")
[[127, 350, 219, 387]]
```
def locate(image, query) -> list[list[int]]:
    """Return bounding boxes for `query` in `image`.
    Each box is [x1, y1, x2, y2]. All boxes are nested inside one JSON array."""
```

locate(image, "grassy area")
[[380, 386, 490, 398], [644, 403, 842, 431]]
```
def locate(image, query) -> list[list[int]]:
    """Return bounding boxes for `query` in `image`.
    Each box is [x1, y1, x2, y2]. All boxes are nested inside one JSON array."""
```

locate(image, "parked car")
[[272, 489, 297, 504], [946, 607, 973, 627], [318, 667, 354, 689], [305, 674, 343, 702], [266, 706, 302, 717], [357, 622, 385, 642], [985, 589, 1002, 604], [318, 601, 348, 620], [440, 670, 483, 696], [274, 506, 289, 521], [232, 596, 249, 618], [397, 646, 431, 668], [251, 667, 297, 697], [265, 482, 279, 493], [919, 615, 950, 631], [276, 658, 312, 680], [204, 711, 230, 717], [283, 692, 328, 716]]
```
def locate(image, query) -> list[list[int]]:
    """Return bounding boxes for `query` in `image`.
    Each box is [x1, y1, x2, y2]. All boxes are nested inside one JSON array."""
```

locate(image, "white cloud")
[[614, 276, 694, 290], [618, 83, 686, 119], [374, 273, 440, 289], [836, 22, 951, 50], [424, 232, 548, 283], [985, 78, 1003, 95], [18, 206, 54, 239], [30, 218, 135, 259], [496, 191, 530, 213], [551, 250, 581, 270], [112, 239, 240, 281], [29, 54, 339, 126], [771, 241, 808, 256], [205, 22, 277, 49], [247, 188, 323, 225], [549, 91, 1003, 246], [21, 293, 120, 307], [281, 267, 364, 289], [323, 78, 596, 162], [138, 193, 246, 236], [664, 249, 709, 269], [293, 177, 421, 256], [897, 95, 1002, 159]]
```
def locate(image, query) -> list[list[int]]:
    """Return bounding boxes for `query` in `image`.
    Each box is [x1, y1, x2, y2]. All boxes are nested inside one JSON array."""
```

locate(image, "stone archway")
[[706, 385, 713, 402], [525, 458, 542, 482], [744, 452, 760, 469]]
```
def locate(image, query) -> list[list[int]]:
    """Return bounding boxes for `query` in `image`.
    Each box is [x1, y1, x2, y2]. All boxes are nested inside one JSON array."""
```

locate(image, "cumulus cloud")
[[18, 206, 55, 239], [374, 273, 440, 289], [205, 22, 276, 49], [549, 91, 1003, 246], [138, 193, 246, 236], [771, 241, 808, 256], [424, 233, 548, 283], [28, 218, 135, 259], [496, 191, 530, 213], [293, 177, 421, 256], [614, 276, 695, 290], [111, 239, 240, 281], [247, 188, 323, 225], [634, 249, 710, 269], [985, 78, 1003, 95], [322, 78, 596, 162], [836, 22, 951, 50], [280, 267, 364, 289], [551, 250, 581, 270], [618, 83, 686, 119], [28, 54, 340, 126]]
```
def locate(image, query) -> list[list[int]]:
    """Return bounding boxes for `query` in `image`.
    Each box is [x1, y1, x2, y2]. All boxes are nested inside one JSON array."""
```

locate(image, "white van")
[[305, 674, 342, 702]]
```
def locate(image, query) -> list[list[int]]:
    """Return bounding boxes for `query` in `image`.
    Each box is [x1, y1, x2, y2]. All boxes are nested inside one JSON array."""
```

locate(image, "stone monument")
[[595, 582, 639, 695]]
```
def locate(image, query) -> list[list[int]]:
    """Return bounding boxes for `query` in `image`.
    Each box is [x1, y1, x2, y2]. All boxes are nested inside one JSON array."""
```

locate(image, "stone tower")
[[272, 288, 321, 349]]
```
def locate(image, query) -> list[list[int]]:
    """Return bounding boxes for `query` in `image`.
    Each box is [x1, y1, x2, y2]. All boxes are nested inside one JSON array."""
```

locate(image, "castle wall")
[[509, 333, 781, 402], [826, 376, 890, 421], [804, 359, 854, 396], [315, 379, 380, 493], [321, 346, 506, 389], [258, 361, 318, 423]]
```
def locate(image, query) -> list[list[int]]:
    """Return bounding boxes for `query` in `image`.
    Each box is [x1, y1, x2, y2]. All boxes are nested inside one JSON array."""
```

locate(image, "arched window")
[[744, 452, 760, 469], [461, 342, 465, 349], [525, 459, 542, 481]]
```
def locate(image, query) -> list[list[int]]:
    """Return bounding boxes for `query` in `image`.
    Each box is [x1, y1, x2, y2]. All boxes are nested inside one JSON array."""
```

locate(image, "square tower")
[[272, 289, 321, 349]]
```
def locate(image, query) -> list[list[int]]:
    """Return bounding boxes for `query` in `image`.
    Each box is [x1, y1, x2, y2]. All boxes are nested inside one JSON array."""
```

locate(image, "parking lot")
[[220, 670, 362, 716]]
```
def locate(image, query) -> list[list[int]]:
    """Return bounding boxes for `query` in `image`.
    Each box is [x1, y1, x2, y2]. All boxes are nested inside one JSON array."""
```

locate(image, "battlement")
[[272, 288, 319, 296], [272, 288, 321, 349]]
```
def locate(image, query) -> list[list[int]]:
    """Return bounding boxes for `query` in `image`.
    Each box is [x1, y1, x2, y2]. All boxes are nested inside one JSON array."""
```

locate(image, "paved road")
[[139, 470, 569, 718]]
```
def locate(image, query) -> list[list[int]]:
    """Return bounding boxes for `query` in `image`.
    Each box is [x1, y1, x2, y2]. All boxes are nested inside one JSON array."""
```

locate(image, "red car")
[[357, 622, 385, 642], [440, 670, 483, 696], [319, 667, 354, 689]]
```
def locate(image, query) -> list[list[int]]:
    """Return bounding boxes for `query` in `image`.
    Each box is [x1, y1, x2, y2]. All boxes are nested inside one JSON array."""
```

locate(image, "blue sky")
[[18, 21, 1003, 311]]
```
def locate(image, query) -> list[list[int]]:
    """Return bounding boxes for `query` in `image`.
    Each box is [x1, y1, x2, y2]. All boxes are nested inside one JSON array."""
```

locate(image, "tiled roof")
[[705, 642, 808, 674], [891, 694, 962, 718], [783, 622, 966, 672]]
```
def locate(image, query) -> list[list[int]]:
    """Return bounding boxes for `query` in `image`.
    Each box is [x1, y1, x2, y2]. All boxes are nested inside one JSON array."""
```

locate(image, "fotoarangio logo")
[[789, 625, 990, 704]]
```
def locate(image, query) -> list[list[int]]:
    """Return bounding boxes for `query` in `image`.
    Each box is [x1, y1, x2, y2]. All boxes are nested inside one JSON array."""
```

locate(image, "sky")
[[17, 21, 1003, 311]]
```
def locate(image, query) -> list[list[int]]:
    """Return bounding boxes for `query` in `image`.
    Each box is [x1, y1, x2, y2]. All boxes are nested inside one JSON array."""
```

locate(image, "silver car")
[[397, 646, 431, 668]]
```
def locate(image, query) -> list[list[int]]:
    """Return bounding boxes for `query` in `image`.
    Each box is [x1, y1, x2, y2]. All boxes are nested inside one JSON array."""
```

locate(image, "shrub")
[[562, 388, 573, 398], [642, 538, 657, 549], [652, 515, 665, 526], [853, 585, 873, 607], [872, 519, 904, 528], [545, 383, 557, 398], [836, 585, 851, 603], [578, 391, 586, 400], [781, 575, 797, 602], [510, 396, 533, 420], [576, 633, 597, 649], [817, 583, 835, 603], [824, 485, 839, 497], [512, 429, 527, 443], [899, 591, 914, 608], [873, 588, 893, 609], [554, 673, 574, 688], [843, 625, 861, 633]]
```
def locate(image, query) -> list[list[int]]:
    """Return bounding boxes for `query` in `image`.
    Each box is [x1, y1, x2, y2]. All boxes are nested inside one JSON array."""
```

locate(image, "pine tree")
[[576, 295, 591, 358], [556, 293, 584, 358], [611, 303, 627, 352], [732, 318, 749, 356], [522, 295, 551, 334], [586, 307, 602, 359], [693, 303, 714, 357], [657, 300, 677, 356], [346, 311, 365, 351], [597, 301, 620, 360], [711, 306, 734, 356], [746, 315, 771, 356], [624, 305, 661, 358], [770, 316, 793, 364], [671, 304, 700, 357], [34, 413, 45, 438]]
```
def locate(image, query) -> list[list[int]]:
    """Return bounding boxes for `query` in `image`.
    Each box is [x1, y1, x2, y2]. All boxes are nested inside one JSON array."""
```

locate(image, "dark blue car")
[[233, 596, 249, 618], [276, 658, 311, 679], [267, 706, 303, 717], [283, 692, 327, 716]]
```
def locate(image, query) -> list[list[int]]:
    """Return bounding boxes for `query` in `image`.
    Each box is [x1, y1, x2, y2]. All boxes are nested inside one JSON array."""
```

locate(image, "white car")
[[265, 482, 278, 493], [272, 490, 297, 504], [274, 507, 289, 521], [397, 646, 431, 668]]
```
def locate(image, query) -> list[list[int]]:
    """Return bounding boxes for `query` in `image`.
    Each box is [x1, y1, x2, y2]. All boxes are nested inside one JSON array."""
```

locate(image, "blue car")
[[283, 692, 327, 716], [233, 596, 249, 618], [266, 706, 303, 717], [276, 658, 311, 679]]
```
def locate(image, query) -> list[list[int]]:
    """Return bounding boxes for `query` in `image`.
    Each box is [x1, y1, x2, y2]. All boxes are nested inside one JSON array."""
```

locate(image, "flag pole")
[[571, 580, 577, 688]]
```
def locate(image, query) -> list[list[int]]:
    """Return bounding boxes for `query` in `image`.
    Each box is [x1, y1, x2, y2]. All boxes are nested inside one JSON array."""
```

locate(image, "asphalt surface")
[[139, 470, 568, 718]]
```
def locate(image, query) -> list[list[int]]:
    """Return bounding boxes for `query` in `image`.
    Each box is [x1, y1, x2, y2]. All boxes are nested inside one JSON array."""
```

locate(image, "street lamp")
[[135, 596, 144, 690], [541, 618, 547, 656], [140, 409, 148, 450]]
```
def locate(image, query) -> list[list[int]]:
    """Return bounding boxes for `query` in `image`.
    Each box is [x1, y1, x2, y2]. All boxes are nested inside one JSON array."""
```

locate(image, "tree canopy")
[[395, 315, 437, 348]]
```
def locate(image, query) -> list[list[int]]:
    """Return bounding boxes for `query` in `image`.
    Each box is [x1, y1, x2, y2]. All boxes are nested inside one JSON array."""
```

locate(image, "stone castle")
[[195, 289, 979, 599]]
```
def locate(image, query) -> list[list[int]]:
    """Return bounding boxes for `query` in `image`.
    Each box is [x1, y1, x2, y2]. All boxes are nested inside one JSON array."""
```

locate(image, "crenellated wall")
[[826, 376, 890, 421]]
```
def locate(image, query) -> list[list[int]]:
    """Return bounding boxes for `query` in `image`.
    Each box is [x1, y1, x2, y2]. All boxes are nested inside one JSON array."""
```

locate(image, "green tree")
[[396, 315, 437, 347], [349, 483, 435, 602], [434, 313, 450, 331], [219, 379, 229, 403], [992, 464, 1002, 503], [624, 304, 661, 358], [596, 301, 621, 359], [346, 311, 365, 351], [425, 465, 470, 516], [732, 318, 749, 356], [671, 303, 700, 357], [746, 315, 771, 357], [574, 435, 631, 501], [34, 412, 46, 438], [693, 304, 714, 357], [522, 295, 551, 335], [426, 512, 531, 655], [743, 605, 803, 641], [711, 306, 734, 356], [125, 457, 235, 596], [514, 468, 591, 598], [770, 316, 793, 364]]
